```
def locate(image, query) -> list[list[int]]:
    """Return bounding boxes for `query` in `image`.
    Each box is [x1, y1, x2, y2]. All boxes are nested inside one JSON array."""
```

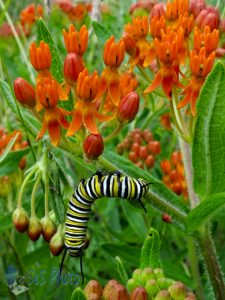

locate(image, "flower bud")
[[132, 269, 143, 285], [196, 6, 219, 30], [154, 268, 164, 280], [158, 278, 174, 289], [106, 284, 129, 300], [117, 92, 140, 123], [155, 290, 171, 300], [63, 53, 84, 86], [12, 207, 29, 233], [141, 268, 155, 285], [102, 280, 119, 299], [162, 213, 172, 223], [145, 279, 159, 297], [123, 33, 137, 56], [130, 287, 148, 300], [50, 225, 64, 256], [83, 134, 104, 160], [168, 281, 186, 299], [127, 278, 138, 293], [185, 292, 196, 299], [150, 3, 165, 19], [84, 280, 103, 299], [27, 216, 42, 241], [13, 78, 36, 108], [189, 0, 206, 17], [41, 216, 57, 242]]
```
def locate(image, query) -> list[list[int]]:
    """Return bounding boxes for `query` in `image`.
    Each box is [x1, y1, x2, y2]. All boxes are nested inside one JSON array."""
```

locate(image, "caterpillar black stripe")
[[58, 171, 151, 283]]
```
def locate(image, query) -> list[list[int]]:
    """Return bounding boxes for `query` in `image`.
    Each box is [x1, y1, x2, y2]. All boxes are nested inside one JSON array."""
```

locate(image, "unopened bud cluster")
[[83, 267, 196, 300], [116, 128, 160, 169], [161, 151, 187, 198]]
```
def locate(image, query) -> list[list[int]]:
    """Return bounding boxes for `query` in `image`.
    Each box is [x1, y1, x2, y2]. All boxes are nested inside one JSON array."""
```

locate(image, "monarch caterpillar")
[[59, 171, 151, 283]]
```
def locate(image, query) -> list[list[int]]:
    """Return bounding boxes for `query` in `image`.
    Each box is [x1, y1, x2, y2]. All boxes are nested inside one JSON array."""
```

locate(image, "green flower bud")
[[157, 278, 174, 290], [127, 278, 138, 293], [27, 216, 42, 241], [84, 280, 103, 299], [141, 268, 155, 285], [12, 207, 29, 233], [130, 287, 148, 300], [133, 269, 143, 285], [168, 281, 186, 300], [145, 279, 159, 297], [41, 216, 56, 242], [154, 268, 164, 280], [154, 290, 171, 300]]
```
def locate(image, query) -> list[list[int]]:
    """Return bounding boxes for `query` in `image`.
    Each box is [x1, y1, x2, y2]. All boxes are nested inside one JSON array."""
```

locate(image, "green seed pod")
[[154, 268, 164, 280], [168, 281, 186, 300], [141, 268, 155, 285], [154, 290, 171, 300], [157, 278, 174, 290], [145, 279, 159, 297]]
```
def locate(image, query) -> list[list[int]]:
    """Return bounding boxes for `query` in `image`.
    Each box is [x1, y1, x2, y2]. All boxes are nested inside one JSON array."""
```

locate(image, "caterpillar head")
[[138, 178, 151, 196]]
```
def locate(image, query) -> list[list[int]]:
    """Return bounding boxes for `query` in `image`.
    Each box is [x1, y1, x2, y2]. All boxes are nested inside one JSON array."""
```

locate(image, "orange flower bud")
[[14, 77, 36, 108], [41, 216, 57, 242], [63, 53, 85, 86], [27, 216, 42, 241], [130, 287, 148, 300], [102, 280, 119, 299], [117, 92, 140, 123], [103, 36, 125, 68], [77, 69, 99, 101], [36, 78, 60, 109], [50, 225, 64, 256], [84, 280, 103, 299], [30, 41, 51, 71], [123, 32, 137, 56], [63, 24, 88, 55], [161, 160, 172, 174], [83, 134, 104, 159], [124, 16, 149, 40], [12, 207, 29, 233]]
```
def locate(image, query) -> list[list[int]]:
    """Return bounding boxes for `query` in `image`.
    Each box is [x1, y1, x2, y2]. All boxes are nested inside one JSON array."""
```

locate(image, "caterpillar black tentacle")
[[60, 172, 151, 283]]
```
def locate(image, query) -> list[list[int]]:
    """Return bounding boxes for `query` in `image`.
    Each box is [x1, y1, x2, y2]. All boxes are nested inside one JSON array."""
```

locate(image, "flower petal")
[[144, 71, 162, 94], [36, 120, 47, 140], [66, 108, 82, 136], [108, 80, 120, 106], [83, 106, 99, 134], [48, 120, 61, 147]]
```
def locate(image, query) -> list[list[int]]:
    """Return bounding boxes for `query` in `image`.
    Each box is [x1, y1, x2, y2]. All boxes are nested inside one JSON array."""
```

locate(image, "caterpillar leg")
[[57, 247, 68, 285], [138, 198, 147, 213]]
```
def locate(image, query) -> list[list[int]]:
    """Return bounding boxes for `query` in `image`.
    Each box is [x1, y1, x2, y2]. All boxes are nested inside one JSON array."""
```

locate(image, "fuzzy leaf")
[[140, 228, 161, 269], [193, 62, 225, 197], [186, 193, 225, 232], [92, 21, 111, 43]]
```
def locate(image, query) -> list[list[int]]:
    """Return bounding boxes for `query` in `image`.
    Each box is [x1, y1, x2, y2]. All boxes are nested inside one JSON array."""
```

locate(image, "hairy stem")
[[196, 225, 225, 300], [31, 171, 42, 218]]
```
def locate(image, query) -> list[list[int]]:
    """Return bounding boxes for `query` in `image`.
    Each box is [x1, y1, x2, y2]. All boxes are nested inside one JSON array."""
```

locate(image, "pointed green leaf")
[[140, 228, 161, 269], [115, 256, 129, 285], [186, 193, 225, 232], [0, 79, 17, 113], [0, 133, 19, 164], [193, 62, 225, 197], [92, 21, 111, 43], [71, 287, 87, 300]]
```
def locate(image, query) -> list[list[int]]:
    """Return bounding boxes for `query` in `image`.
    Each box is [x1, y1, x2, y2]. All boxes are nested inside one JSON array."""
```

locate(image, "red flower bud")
[[50, 225, 64, 256], [117, 92, 140, 123], [189, 0, 206, 17], [84, 280, 103, 299], [63, 53, 85, 86], [130, 287, 148, 300], [161, 160, 172, 174], [27, 216, 42, 241], [162, 213, 172, 223], [150, 3, 165, 19], [220, 19, 225, 32], [13, 78, 36, 108], [83, 134, 104, 160], [196, 6, 220, 30], [12, 207, 29, 233], [41, 216, 57, 242]]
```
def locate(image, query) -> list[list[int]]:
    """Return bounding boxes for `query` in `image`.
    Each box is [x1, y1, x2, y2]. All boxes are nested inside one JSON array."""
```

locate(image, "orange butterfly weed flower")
[[144, 28, 184, 98], [119, 72, 138, 97], [166, 0, 188, 21], [194, 26, 219, 55], [178, 47, 215, 116], [36, 78, 70, 146], [67, 69, 111, 136], [100, 36, 125, 106], [63, 24, 88, 56], [20, 4, 43, 32], [30, 41, 51, 72]]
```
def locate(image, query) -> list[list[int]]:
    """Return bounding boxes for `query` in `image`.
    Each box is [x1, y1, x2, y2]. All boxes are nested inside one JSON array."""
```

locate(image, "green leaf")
[[186, 193, 225, 232], [100, 152, 189, 231], [101, 242, 141, 266], [71, 287, 87, 300], [92, 21, 111, 43], [0, 79, 17, 113], [140, 228, 161, 269], [0, 133, 19, 163], [0, 213, 12, 233], [193, 62, 225, 197], [115, 256, 129, 285], [37, 18, 73, 111], [120, 201, 147, 239]]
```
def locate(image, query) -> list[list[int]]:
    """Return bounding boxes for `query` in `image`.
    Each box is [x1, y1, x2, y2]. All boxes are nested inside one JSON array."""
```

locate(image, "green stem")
[[31, 171, 42, 218], [196, 225, 225, 300], [179, 138, 200, 208], [104, 123, 123, 142], [17, 166, 38, 208]]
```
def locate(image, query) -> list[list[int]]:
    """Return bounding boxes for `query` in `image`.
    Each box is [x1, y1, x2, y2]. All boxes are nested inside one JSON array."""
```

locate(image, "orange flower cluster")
[[20, 4, 44, 35], [0, 129, 28, 169], [123, 0, 221, 115], [161, 151, 187, 198]]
